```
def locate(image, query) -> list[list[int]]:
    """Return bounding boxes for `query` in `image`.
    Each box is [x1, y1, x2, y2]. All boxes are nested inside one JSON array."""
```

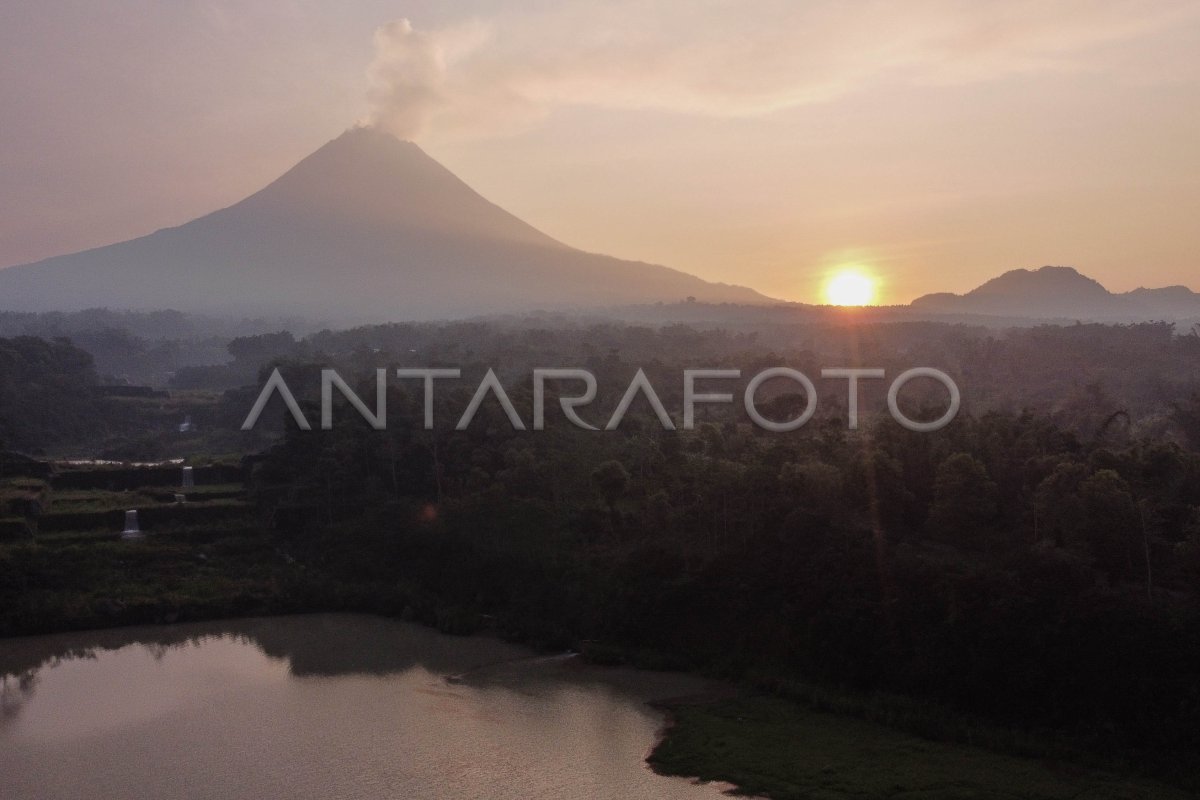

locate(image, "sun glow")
[[824, 268, 877, 306]]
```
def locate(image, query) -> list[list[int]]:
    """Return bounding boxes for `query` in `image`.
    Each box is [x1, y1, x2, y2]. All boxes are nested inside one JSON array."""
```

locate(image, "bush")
[[0, 517, 33, 541]]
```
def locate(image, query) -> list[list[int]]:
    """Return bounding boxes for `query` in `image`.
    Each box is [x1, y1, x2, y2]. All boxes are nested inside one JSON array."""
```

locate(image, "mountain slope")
[[0, 128, 770, 320]]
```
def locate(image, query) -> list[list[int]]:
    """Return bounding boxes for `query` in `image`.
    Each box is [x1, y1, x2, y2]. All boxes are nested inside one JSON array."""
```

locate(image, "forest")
[[3, 317, 1200, 789], [242, 319, 1200, 774]]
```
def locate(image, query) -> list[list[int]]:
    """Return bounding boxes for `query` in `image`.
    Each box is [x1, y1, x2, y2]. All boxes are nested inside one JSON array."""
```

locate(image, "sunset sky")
[[2, 0, 1198, 304]]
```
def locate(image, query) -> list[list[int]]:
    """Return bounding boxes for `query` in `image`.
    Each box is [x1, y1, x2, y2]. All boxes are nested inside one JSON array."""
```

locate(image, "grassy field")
[[650, 695, 1192, 800], [0, 519, 309, 635], [48, 483, 246, 510], [0, 471, 309, 635]]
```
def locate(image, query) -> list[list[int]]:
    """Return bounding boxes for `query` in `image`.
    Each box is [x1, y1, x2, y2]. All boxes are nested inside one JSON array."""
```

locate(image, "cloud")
[[362, 1, 1198, 140]]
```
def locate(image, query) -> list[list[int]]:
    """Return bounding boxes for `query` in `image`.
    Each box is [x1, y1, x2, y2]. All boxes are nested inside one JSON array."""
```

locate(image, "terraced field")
[[0, 462, 309, 636]]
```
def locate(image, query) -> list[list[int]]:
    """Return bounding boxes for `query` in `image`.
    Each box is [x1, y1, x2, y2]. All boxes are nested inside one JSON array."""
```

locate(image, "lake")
[[0, 614, 733, 800]]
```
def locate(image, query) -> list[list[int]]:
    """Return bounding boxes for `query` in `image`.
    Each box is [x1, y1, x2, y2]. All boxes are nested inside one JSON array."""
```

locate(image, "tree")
[[228, 331, 297, 364], [1172, 392, 1200, 451], [592, 460, 630, 527], [1080, 469, 1140, 583], [1033, 461, 1088, 548], [927, 453, 997, 539]]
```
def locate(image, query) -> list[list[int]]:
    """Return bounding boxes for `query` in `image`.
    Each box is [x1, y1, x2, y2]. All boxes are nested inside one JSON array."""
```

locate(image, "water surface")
[[0, 614, 731, 800]]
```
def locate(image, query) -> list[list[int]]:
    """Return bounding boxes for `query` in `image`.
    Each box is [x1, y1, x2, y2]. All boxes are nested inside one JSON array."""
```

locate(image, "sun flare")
[[824, 269, 877, 306]]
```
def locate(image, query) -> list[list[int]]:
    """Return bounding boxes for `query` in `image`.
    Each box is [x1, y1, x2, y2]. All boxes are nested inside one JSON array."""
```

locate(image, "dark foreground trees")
[[251, 379, 1200, 766], [0, 336, 99, 452]]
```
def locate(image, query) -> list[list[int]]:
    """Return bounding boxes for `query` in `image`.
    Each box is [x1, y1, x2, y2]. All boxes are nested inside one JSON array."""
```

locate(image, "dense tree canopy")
[[236, 320, 1200, 763], [0, 336, 98, 452]]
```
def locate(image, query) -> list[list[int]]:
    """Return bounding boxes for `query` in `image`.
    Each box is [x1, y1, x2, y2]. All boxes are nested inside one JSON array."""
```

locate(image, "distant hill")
[[911, 266, 1200, 321], [0, 127, 770, 321]]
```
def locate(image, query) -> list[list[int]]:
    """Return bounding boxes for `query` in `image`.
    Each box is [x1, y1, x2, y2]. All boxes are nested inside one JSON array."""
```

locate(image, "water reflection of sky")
[[0, 615, 731, 800]]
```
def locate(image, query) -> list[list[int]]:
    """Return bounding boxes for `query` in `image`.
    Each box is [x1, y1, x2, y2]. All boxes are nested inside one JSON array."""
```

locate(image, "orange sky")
[[2, 1, 1198, 304]]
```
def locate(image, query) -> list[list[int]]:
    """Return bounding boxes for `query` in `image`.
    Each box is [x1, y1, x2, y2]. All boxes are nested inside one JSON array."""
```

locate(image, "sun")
[[824, 269, 877, 306]]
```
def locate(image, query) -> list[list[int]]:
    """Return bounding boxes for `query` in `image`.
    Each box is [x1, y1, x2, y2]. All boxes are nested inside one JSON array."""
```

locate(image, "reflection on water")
[[0, 615, 731, 800]]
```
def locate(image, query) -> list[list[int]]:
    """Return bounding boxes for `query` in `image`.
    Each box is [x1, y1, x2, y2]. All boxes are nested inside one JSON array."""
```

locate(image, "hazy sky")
[[2, 0, 1198, 303]]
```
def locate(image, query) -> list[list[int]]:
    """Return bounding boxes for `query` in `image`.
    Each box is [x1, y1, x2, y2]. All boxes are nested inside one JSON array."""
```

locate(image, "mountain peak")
[[305, 125, 433, 171], [971, 266, 1110, 298], [337, 123, 416, 145], [0, 130, 768, 319], [229, 127, 563, 249]]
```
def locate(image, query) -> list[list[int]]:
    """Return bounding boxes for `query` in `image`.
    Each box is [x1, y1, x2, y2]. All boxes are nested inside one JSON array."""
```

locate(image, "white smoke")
[[362, 20, 448, 139], [362, 18, 496, 139]]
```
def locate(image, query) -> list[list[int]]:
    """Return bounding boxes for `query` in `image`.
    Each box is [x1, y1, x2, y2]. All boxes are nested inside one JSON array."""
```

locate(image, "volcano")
[[0, 127, 770, 320]]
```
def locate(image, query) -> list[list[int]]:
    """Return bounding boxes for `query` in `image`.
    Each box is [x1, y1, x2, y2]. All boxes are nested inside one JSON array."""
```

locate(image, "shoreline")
[[2, 607, 1196, 800], [2, 518, 1197, 798], [646, 692, 1195, 800]]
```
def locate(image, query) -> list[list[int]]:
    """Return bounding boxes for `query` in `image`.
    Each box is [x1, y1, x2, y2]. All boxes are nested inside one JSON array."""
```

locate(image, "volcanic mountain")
[[911, 266, 1200, 322], [0, 128, 769, 320]]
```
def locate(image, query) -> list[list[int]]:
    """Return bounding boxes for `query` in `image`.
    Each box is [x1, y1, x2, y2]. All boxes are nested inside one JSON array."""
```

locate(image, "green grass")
[[0, 470, 292, 635], [0, 520, 309, 636], [47, 484, 246, 511], [649, 695, 1191, 800]]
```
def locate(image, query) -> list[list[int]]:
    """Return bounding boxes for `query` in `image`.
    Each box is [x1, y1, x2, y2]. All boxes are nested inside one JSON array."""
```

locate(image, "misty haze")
[[3, 3, 1200, 800]]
